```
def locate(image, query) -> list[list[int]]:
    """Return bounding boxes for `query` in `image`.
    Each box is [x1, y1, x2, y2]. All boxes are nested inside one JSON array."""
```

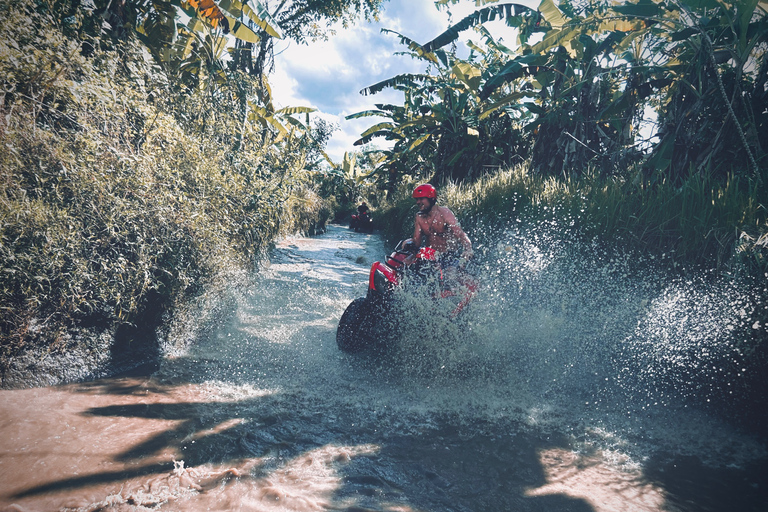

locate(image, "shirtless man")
[[411, 183, 473, 266]]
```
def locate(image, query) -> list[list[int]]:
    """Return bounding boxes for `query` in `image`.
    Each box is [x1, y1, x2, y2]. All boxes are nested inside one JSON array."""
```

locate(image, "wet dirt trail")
[[1, 224, 767, 512]]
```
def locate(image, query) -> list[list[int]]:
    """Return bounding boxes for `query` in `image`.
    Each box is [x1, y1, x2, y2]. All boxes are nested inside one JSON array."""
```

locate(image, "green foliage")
[[349, 0, 767, 287], [347, 25, 539, 190], [212, 0, 388, 76], [271, 0, 386, 43], [0, 1, 331, 380], [351, 0, 768, 185], [379, 164, 768, 273]]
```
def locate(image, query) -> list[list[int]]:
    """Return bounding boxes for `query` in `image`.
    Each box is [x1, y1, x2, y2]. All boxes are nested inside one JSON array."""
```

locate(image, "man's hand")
[[459, 248, 473, 268]]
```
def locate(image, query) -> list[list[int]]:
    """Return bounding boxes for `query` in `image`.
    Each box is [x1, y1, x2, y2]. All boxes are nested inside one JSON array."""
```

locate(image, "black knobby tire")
[[337, 297, 375, 352]]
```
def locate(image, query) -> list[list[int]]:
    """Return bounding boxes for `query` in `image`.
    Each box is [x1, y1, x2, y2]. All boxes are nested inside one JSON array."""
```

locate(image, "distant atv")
[[350, 211, 373, 233], [337, 240, 478, 353]]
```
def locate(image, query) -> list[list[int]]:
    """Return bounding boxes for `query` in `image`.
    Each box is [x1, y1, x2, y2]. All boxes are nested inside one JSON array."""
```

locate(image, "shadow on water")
[[643, 454, 768, 512], [9, 347, 767, 511], [10, 362, 598, 512]]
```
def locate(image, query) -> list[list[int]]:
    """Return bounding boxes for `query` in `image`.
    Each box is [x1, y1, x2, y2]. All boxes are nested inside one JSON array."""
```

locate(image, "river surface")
[[1, 224, 767, 511]]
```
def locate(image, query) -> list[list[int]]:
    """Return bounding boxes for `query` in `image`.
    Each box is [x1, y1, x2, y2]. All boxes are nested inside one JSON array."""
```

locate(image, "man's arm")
[[443, 208, 473, 257], [412, 215, 424, 247]]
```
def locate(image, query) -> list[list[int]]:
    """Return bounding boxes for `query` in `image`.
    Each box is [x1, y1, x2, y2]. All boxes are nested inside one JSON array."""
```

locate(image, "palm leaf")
[[353, 128, 403, 146], [479, 54, 542, 99], [530, 26, 581, 55], [360, 122, 395, 138], [218, 0, 283, 39], [396, 117, 438, 132], [318, 150, 337, 169], [476, 25, 516, 56], [380, 28, 443, 64], [612, 0, 666, 18], [446, 147, 470, 166], [283, 115, 308, 130], [421, 3, 536, 52], [478, 91, 531, 120], [276, 106, 316, 115], [408, 133, 433, 152], [538, 0, 566, 29], [466, 40, 488, 56], [342, 151, 356, 176], [452, 61, 483, 92], [186, 0, 230, 33], [374, 104, 405, 112], [226, 17, 260, 43], [345, 110, 392, 120], [264, 116, 288, 135], [173, 26, 197, 60], [360, 73, 434, 96]]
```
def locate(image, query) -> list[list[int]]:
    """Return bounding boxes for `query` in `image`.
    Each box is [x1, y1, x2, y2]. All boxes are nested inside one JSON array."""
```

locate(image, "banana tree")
[[411, 3, 547, 181], [132, 0, 282, 88], [353, 0, 766, 185], [347, 3, 555, 186], [349, 23, 541, 187], [347, 100, 430, 193], [617, 0, 768, 182], [475, 0, 767, 180], [247, 83, 316, 143], [423, 1, 656, 177]]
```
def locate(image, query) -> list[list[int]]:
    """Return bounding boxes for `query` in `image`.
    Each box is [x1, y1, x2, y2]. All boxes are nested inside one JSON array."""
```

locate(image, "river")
[[1, 223, 766, 511]]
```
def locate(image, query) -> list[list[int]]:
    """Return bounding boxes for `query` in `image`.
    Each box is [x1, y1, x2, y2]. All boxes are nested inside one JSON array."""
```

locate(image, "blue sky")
[[269, 0, 539, 164]]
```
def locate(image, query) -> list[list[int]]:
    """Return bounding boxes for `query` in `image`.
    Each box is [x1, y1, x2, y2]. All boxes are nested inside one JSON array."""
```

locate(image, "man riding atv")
[[411, 183, 473, 276], [350, 201, 373, 232], [335, 184, 476, 353]]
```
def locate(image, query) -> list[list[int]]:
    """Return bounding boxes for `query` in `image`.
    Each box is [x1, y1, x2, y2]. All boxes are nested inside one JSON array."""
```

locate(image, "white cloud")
[[268, 0, 540, 164]]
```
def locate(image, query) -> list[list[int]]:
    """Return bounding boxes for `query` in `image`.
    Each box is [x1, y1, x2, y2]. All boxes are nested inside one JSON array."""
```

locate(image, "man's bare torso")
[[415, 206, 461, 253]]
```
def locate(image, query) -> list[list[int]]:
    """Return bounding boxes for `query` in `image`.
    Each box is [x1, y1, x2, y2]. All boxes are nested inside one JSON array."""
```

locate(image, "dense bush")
[[0, 2, 330, 385]]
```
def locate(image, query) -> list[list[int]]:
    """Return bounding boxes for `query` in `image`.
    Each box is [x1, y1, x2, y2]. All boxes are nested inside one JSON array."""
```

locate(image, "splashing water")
[[167, 223, 766, 463], [349, 218, 768, 462], [2, 223, 766, 512]]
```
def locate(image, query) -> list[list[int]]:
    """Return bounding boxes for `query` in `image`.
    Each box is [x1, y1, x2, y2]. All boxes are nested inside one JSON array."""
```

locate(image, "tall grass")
[[377, 165, 767, 272]]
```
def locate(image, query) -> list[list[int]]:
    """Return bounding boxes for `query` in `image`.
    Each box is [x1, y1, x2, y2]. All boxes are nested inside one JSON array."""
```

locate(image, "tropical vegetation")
[[0, 0, 385, 385], [349, 0, 767, 271]]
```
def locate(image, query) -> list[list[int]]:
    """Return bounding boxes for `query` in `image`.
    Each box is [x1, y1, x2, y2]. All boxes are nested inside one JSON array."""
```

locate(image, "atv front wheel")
[[337, 297, 375, 352]]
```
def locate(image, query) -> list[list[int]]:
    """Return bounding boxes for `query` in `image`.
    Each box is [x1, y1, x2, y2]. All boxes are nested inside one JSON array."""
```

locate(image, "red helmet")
[[412, 184, 437, 199]]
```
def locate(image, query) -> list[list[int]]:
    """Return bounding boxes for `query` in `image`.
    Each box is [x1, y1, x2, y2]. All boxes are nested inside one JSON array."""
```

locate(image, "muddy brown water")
[[1, 224, 766, 511]]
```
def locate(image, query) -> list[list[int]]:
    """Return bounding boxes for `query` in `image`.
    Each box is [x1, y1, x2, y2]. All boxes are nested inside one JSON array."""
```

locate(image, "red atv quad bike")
[[350, 211, 373, 233], [337, 240, 478, 353]]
